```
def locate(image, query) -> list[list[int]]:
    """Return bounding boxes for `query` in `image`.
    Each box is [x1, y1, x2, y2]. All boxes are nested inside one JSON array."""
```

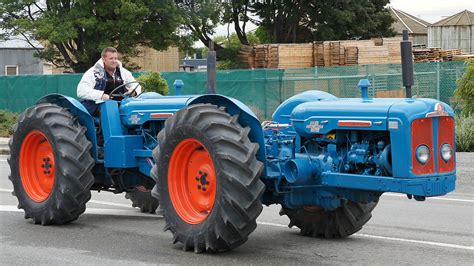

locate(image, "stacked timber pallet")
[[313, 41, 325, 67], [251, 43, 313, 69], [240, 37, 413, 69], [344, 47, 359, 65], [277, 43, 313, 68], [238, 45, 255, 68], [413, 48, 463, 62]]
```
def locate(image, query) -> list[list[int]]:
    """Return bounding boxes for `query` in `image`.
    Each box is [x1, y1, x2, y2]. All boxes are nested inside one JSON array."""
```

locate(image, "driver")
[[77, 47, 141, 115]]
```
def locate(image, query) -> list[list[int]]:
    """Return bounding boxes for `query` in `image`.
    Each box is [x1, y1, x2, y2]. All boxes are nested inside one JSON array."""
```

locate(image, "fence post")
[[436, 61, 440, 100]]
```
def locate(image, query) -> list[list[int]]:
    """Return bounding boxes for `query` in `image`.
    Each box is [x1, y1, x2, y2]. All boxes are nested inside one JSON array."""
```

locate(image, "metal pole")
[[400, 30, 414, 98], [207, 41, 217, 94], [436, 61, 440, 100]]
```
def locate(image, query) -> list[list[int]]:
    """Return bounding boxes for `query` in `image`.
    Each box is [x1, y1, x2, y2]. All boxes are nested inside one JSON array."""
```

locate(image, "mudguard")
[[188, 94, 266, 173], [37, 94, 98, 159]]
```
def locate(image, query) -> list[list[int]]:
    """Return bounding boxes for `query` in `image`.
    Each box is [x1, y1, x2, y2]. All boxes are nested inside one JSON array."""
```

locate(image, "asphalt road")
[[1, 154, 473, 265]]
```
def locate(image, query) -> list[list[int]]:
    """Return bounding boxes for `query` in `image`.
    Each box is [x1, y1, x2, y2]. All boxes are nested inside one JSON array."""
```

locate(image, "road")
[[0, 154, 473, 265]]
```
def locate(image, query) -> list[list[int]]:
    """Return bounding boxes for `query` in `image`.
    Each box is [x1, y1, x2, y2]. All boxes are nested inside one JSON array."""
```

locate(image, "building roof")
[[389, 7, 430, 35], [0, 36, 43, 49], [431, 10, 474, 27]]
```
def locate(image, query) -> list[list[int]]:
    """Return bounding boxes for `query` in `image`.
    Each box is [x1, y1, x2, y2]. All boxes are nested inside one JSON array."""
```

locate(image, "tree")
[[213, 32, 259, 69], [174, 0, 225, 53], [252, 0, 395, 43], [455, 59, 474, 115], [0, 0, 182, 73]]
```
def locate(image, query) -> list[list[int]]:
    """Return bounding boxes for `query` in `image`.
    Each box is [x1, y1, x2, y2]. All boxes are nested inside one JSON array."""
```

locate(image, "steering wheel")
[[106, 81, 144, 101]]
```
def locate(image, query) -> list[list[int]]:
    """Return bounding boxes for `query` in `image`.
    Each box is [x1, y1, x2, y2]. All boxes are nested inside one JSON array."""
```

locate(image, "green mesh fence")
[[0, 61, 466, 118]]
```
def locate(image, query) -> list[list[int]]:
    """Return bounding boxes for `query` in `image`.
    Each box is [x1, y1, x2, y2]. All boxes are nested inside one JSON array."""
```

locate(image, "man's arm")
[[77, 69, 108, 100]]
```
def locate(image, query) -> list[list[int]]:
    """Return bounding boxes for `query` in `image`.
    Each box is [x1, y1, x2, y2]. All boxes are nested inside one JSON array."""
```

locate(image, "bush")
[[455, 114, 474, 152], [0, 110, 18, 137], [455, 59, 474, 115], [136, 71, 169, 95]]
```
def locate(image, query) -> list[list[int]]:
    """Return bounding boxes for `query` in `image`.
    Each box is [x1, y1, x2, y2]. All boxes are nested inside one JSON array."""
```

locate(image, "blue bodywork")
[[38, 81, 456, 209]]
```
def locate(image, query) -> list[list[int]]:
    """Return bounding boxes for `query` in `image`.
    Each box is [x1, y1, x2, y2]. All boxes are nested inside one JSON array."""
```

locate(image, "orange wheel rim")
[[168, 138, 216, 224], [19, 130, 55, 202]]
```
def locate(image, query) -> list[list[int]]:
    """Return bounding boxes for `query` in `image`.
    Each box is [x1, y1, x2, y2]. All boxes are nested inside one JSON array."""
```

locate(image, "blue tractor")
[[8, 79, 456, 252]]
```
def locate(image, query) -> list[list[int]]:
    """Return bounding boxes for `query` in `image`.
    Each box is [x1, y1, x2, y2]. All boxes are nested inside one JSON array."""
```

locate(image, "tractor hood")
[[291, 97, 454, 137]]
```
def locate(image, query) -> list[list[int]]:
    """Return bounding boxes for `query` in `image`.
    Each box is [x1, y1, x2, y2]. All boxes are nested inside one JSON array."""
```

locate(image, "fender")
[[37, 94, 98, 160], [188, 94, 266, 174]]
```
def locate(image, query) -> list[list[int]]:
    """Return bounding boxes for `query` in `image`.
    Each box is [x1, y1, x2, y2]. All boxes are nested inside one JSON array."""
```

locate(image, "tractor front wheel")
[[151, 104, 265, 253], [280, 200, 378, 238], [8, 103, 94, 225]]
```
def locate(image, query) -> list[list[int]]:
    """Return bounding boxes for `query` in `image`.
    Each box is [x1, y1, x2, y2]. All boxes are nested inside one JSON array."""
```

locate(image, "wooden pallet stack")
[[413, 48, 463, 62], [238, 45, 255, 68], [344, 46, 358, 65], [267, 44, 279, 68], [277, 43, 314, 68], [313, 41, 325, 67], [254, 45, 267, 68], [329, 42, 345, 66]]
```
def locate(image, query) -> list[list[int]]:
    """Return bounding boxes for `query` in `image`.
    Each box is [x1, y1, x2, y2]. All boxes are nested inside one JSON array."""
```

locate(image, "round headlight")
[[440, 143, 453, 162], [416, 145, 430, 164]]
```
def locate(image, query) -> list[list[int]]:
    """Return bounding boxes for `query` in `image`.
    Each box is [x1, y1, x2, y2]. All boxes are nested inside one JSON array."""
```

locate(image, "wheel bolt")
[[198, 185, 201, 189], [202, 187, 206, 191], [195, 176, 199, 181]]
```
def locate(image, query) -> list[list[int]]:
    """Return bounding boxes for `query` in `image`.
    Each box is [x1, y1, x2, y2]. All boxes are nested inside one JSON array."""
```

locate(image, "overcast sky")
[[196, 0, 473, 47]]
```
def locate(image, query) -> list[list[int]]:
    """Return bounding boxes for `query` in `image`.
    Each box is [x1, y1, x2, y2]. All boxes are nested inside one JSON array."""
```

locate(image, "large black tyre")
[[125, 186, 159, 214], [280, 200, 378, 238], [151, 104, 265, 253], [8, 103, 95, 225]]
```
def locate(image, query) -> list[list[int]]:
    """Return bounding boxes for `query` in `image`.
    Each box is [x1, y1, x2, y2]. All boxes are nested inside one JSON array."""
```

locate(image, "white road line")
[[0, 187, 472, 204], [354, 233, 474, 251], [0, 205, 157, 218], [0, 204, 471, 251], [256, 222, 474, 251], [0, 159, 7, 162], [88, 200, 133, 209], [384, 193, 473, 203]]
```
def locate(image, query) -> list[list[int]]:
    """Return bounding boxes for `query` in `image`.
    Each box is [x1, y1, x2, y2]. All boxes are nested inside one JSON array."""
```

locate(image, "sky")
[[195, 0, 474, 47]]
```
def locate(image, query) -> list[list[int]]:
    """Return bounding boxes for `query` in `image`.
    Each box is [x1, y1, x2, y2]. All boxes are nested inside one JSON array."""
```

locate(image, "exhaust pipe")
[[400, 30, 414, 98]]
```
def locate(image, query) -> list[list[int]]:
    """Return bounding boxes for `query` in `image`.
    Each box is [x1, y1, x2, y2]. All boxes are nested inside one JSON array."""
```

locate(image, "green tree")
[[136, 71, 169, 95], [0, 0, 182, 72], [455, 59, 474, 115], [252, 0, 395, 43], [213, 32, 259, 69]]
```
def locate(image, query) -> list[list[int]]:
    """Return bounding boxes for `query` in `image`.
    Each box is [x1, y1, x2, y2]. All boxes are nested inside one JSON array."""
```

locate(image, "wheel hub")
[[19, 130, 55, 202], [168, 138, 217, 224]]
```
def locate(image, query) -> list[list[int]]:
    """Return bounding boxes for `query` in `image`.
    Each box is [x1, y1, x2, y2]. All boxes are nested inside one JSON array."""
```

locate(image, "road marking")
[[1, 187, 471, 204], [0, 159, 7, 162], [354, 233, 474, 251], [0, 205, 157, 218], [383, 193, 473, 203], [0, 204, 471, 251], [88, 200, 133, 209], [256, 222, 474, 251]]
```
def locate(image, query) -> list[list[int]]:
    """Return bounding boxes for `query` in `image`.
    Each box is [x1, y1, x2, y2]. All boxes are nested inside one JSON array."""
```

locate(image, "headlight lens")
[[416, 145, 430, 164], [440, 143, 453, 162]]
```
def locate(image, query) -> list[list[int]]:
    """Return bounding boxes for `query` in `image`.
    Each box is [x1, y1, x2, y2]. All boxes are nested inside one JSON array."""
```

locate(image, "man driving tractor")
[[77, 47, 141, 114]]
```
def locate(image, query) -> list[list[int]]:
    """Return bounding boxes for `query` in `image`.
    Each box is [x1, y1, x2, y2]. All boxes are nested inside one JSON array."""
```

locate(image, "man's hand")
[[101, 94, 110, 100]]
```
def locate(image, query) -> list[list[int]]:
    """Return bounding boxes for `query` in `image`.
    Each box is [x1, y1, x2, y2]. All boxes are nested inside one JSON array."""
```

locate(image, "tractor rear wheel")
[[151, 104, 265, 253], [8, 103, 94, 225], [125, 186, 159, 214], [280, 200, 378, 238]]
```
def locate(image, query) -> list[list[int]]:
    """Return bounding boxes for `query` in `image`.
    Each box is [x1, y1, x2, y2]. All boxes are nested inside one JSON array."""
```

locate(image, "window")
[[5, 65, 19, 76]]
